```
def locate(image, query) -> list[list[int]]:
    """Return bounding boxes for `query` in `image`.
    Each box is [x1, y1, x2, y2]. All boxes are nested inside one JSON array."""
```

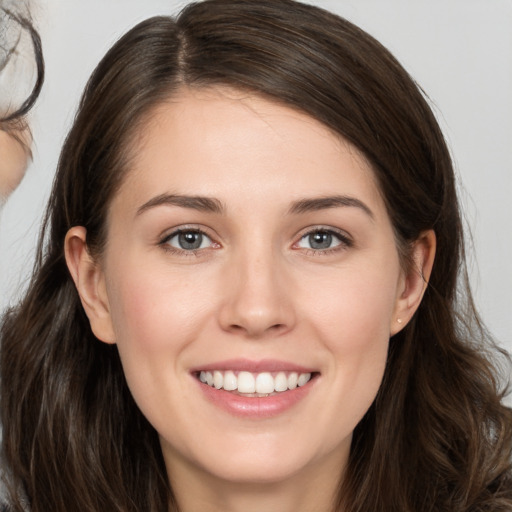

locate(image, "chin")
[[163, 429, 348, 489], [200, 457, 313, 486]]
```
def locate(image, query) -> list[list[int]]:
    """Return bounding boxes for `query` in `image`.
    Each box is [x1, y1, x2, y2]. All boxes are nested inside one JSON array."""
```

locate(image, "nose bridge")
[[218, 239, 295, 337]]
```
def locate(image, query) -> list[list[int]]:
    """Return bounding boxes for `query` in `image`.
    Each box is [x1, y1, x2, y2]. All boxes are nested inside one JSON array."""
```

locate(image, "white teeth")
[[255, 372, 275, 394], [287, 372, 298, 389], [213, 370, 223, 389], [198, 369, 312, 394], [237, 371, 256, 393], [274, 372, 288, 392], [223, 370, 238, 391], [297, 373, 310, 387]]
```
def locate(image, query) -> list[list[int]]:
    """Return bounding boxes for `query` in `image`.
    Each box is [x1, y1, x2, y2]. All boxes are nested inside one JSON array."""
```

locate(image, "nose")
[[217, 247, 296, 338]]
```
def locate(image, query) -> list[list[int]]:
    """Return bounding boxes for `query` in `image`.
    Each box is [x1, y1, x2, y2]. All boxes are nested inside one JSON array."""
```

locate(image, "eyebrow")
[[288, 195, 374, 219], [136, 193, 374, 219], [136, 194, 225, 216]]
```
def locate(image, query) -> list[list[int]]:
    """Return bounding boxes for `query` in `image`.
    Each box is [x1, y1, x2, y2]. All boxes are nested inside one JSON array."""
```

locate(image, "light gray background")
[[1, 1, 511, 390]]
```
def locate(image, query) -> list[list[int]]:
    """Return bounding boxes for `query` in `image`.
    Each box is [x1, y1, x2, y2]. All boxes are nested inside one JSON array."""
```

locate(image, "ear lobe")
[[64, 226, 116, 344], [391, 230, 436, 335]]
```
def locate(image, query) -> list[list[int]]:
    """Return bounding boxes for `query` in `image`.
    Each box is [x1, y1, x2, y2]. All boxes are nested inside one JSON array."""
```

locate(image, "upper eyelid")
[[159, 224, 216, 243], [162, 229, 211, 243], [295, 225, 352, 240]]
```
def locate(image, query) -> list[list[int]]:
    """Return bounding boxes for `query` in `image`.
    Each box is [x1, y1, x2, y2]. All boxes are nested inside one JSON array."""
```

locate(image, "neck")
[[166, 450, 346, 512]]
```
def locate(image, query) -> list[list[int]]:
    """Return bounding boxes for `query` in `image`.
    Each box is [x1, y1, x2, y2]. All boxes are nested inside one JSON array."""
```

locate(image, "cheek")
[[301, 261, 399, 417], [107, 266, 210, 353], [0, 131, 29, 198], [104, 262, 212, 418], [306, 261, 399, 346], [104, 256, 225, 411]]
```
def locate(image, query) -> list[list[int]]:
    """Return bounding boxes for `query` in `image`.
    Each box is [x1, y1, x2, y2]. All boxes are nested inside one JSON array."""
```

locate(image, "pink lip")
[[190, 358, 317, 374], [190, 359, 319, 419]]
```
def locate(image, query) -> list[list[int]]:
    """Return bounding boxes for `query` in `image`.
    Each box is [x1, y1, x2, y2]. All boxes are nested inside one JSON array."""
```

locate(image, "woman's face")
[[0, 127, 30, 203], [70, 87, 427, 491]]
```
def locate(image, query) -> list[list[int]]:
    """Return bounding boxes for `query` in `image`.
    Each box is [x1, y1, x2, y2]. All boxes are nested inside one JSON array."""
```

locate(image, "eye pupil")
[[309, 232, 332, 249], [178, 232, 203, 250]]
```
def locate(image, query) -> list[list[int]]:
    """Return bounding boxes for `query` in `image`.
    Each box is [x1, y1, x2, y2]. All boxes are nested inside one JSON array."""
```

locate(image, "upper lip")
[[189, 358, 317, 374]]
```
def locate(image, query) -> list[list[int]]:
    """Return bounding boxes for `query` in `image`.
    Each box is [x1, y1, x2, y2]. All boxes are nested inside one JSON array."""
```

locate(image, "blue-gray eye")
[[167, 230, 212, 250], [297, 230, 343, 250]]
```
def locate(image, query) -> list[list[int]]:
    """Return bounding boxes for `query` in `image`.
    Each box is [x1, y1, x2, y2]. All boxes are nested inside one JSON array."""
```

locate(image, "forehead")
[[113, 86, 385, 217]]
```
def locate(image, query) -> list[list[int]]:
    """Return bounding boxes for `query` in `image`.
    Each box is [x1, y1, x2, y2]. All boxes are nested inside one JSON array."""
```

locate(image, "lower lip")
[[196, 376, 317, 418]]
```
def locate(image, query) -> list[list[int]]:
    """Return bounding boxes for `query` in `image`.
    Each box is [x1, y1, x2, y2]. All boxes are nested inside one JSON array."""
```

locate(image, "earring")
[[396, 318, 403, 324]]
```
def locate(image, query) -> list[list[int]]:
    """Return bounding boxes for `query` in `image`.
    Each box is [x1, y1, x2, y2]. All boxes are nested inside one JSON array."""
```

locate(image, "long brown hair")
[[1, 1, 510, 510]]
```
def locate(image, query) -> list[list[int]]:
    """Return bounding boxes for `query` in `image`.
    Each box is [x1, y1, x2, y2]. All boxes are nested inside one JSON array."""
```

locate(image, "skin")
[[0, 126, 30, 202], [66, 87, 435, 512]]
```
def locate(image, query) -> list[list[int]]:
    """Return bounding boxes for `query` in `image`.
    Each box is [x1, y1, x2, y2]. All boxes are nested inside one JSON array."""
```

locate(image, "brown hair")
[[0, 5, 44, 148], [1, 1, 510, 510]]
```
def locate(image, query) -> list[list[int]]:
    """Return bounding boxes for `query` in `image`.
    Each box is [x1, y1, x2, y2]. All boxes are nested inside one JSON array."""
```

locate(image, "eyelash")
[[159, 227, 218, 257], [159, 226, 353, 256], [293, 227, 353, 256]]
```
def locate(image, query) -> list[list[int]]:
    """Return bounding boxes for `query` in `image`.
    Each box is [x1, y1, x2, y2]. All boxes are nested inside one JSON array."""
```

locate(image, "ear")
[[390, 230, 436, 336], [64, 226, 116, 344]]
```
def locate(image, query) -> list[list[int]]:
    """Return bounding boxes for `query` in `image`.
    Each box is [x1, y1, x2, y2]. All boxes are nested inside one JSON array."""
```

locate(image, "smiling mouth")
[[195, 370, 315, 397]]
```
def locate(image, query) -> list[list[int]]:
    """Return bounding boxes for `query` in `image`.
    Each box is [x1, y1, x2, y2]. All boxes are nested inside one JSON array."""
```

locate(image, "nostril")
[[227, 322, 289, 338], [218, 290, 296, 337]]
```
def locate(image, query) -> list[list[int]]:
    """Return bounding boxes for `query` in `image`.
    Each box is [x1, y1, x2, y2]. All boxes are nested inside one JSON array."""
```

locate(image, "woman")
[[0, 4, 44, 205], [1, 0, 510, 510]]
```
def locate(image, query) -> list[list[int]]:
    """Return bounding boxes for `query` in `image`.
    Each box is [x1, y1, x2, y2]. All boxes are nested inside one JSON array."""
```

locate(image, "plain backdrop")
[[1, 0, 511, 395]]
